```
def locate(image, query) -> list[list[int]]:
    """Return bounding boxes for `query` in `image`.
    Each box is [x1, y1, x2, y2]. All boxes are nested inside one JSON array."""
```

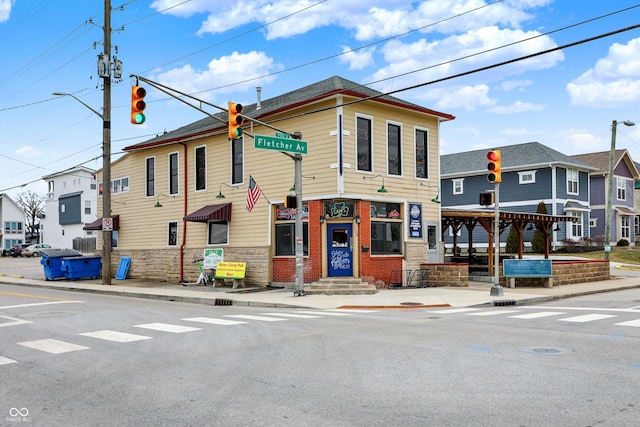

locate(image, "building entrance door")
[[327, 223, 353, 277]]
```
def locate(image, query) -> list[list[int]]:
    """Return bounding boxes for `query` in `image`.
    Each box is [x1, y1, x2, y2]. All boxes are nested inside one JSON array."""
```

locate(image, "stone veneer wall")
[[420, 263, 469, 287], [419, 260, 609, 288], [111, 246, 270, 286]]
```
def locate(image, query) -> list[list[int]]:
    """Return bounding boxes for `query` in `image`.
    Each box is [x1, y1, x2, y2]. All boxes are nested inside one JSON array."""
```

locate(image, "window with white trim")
[[566, 168, 578, 195], [570, 211, 583, 238], [415, 128, 428, 179], [621, 215, 630, 239], [195, 146, 207, 191], [387, 122, 402, 176], [518, 170, 536, 184], [208, 221, 228, 245], [169, 152, 179, 195], [616, 177, 626, 200], [356, 115, 373, 172], [146, 157, 155, 197], [112, 177, 129, 194], [453, 178, 464, 195], [168, 221, 178, 246]]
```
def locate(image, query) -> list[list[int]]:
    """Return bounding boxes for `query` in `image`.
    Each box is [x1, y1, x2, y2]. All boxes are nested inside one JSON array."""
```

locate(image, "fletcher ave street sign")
[[254, 134, 308, 155]]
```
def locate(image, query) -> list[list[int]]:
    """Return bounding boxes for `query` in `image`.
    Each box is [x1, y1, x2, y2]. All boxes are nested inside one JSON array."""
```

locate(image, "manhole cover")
[[400, 302, 423, 306], [520, 347, 571, 355]]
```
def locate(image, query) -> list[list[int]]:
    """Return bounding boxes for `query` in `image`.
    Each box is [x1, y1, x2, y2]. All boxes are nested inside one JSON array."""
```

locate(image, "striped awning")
[[184, 203, 232, 223]]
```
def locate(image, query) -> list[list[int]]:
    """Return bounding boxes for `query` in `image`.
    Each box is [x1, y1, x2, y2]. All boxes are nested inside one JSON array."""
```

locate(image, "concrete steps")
[[304, 277, 378, 295]]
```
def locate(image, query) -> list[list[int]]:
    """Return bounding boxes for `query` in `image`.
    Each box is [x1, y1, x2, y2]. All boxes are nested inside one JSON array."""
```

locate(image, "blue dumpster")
[[61, 256, 102, 280], [40, 249, 83, 280]]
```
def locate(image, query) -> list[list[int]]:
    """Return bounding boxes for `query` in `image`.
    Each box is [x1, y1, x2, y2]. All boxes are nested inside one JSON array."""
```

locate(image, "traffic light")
[[228, 102, 243, 139], [487, 149, 501, 183], [479, 192, 494, 206], [131, 86, 146, 125], [284, 195, 297, 208]]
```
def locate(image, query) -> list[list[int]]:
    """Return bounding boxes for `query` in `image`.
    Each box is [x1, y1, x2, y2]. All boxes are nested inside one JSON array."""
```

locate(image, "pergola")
[[441, 209, 577, 273]]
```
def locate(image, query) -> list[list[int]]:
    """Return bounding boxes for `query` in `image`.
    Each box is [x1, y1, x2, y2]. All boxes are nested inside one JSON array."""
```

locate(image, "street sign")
[[254, 134, 308, 155], [102, 217, 113, 231]]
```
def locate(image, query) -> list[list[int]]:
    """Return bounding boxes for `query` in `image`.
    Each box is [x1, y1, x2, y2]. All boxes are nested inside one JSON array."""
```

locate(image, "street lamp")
[[53, 90, 112, 286], [604, 119, 636, 260]]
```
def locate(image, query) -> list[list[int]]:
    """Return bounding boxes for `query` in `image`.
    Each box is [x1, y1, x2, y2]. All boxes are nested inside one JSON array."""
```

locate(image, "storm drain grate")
[[494, 299, 516, 306], [214, 298, 233, 306], [520, 347, 572, 355]]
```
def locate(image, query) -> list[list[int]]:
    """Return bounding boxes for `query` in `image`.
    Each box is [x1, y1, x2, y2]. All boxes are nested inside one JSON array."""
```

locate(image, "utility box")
[[40, 249, 83, 280], [61, 256, 102, 280]]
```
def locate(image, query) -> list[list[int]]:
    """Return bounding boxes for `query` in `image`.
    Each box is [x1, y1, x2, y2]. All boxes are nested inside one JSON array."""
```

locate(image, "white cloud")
[[487, 100, 543, 114], [14, 146, 42, 158], [153, 51, 282, 101], [567, 37, 640, 107], [500, 79, 532, 91], [423, 85, 496, 111], [0, 0, 14, 23], [339, 46, 375, 70], [502, 128, 528, 135], [555, 128, 605, 153]]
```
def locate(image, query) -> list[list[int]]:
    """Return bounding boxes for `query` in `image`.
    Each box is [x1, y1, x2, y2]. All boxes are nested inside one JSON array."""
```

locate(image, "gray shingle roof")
[[440, 141, 597, 177], [124, 75, 454, 151]]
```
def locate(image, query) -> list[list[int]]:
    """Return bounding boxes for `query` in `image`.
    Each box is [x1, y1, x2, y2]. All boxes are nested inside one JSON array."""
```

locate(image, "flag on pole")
[[246, 176, 261, 212]]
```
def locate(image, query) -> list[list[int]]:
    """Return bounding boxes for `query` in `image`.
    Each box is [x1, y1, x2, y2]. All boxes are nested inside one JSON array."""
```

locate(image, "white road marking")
[[559, 314, 617, 323], [183, 317, 248, 326], [0, 300, 82, 310], [225, 315, 287, 322], [260, 312, 322, 319], [18, 339, 89, 354], [295, 311, 354, 316], [614, 319, 640, 328], [510, 311, 566, 319], [0, 356, 18, 365], [427, 308, 481, 314], [327, 309, 379, 313], [466, 310, 520, 316], [0, 315, 32, 328], [79, 330, 153, 343], [134, 323, 202, 333]]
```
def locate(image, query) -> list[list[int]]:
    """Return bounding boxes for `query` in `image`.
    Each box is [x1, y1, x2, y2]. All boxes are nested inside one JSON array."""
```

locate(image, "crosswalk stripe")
[[79, 330, 153, 343], [260, 312, 322, 319], [559, 314, 617, 323], [134, 323, 202, 333], [295, 311, 354, 316], [428, 308, 481, 314], [18, 339, 89, 354], [510, 311, 566, 319], [466, 310, 520, 316], [614, 319, 640, 327], [0, 315, 32, 328], [183, 317, 247, 326], [327, 309, 378, 313], [225, 315, 287, 322], [0, 356, 18, 365]]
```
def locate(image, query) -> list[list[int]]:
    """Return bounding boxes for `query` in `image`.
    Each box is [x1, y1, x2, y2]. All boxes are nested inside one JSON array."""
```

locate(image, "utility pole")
[[102, 0, 112, 286]]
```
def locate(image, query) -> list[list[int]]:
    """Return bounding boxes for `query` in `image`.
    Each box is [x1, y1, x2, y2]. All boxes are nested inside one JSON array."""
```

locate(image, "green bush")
[[617, 239, 630, 247]]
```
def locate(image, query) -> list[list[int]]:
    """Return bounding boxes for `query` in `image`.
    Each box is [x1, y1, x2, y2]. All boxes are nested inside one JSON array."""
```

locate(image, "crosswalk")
[[2, 309, 376, 366], [427, 307, 640, 327]]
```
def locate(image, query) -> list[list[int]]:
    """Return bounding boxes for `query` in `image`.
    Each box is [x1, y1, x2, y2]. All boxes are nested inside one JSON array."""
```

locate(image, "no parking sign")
[[102, 217, 113, 231]]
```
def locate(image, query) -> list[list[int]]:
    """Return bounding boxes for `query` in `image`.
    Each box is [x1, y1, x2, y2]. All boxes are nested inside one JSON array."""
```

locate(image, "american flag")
[[246, 176, 261, 212]]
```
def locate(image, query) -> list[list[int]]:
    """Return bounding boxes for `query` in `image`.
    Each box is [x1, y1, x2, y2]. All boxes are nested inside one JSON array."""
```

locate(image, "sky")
[[1, 0, 640, 201]]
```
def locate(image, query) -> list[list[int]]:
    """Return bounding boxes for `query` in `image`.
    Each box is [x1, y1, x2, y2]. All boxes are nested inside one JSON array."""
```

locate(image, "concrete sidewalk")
[[2, 272, 639, 310]]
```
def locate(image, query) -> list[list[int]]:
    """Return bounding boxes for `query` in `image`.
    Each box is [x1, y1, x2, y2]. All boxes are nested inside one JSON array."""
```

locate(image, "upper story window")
[[415, 128, 428, 179], [616, 177, 626, 200], [195, 146, 207, 191], [4, 221, 23, 234], [146, 157, 155, 197], [232, 137, 244, 185], [566, 168, 578, 195], [453, 178, 464, 195], [169, 152, 179, 195], [112, 177, 129, 194], [356, 115, 372, 172], [47, 180, 55, 200], [518, 170, 536, 184], [85, 200, 91, 215], [387, 122, 402, 176]]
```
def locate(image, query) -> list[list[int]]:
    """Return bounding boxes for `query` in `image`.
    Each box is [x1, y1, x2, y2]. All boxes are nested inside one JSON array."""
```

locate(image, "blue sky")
[[1, 0, 640, 200]]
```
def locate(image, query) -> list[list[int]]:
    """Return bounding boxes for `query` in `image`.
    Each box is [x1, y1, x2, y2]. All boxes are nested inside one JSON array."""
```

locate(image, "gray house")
[[572, 150, 639, 247], [440, 142, 597, 250]]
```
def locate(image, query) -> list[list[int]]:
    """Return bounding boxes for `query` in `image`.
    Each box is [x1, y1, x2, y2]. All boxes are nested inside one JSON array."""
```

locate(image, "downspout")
[[179, 142, 188, 282]]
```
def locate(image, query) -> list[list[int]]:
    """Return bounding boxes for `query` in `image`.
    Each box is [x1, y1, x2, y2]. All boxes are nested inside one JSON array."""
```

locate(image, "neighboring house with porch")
[[94, 76, 454, 287], [41, 166, 98, 251], [1, 193, 26, 253], [440, 142, 597, 251], [571, 150, 640, 247]]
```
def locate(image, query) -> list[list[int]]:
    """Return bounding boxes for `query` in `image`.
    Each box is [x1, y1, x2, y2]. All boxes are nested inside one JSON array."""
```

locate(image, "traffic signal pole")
[[491, 182, 503, 296]]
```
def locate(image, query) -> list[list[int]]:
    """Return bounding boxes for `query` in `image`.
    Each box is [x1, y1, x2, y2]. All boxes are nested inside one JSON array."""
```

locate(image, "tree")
[[505, 225, 519, 253], [531, 201, 549, 253], [17, 190, 45, 241]]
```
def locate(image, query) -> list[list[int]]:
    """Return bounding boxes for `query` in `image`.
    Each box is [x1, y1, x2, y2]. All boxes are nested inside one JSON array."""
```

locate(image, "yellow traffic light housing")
[[284, 195, 297, 208], [131, 86, 146, 125], [228, 102, 243, 139], [487, 149, 502, 183]]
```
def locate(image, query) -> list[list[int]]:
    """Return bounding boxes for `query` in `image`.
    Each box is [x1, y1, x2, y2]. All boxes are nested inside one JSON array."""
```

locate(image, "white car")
[[21, 243, 54, 257]]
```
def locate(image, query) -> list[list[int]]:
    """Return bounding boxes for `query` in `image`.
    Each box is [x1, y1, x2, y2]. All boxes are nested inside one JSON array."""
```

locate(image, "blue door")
[[327, 223, 353, 277]]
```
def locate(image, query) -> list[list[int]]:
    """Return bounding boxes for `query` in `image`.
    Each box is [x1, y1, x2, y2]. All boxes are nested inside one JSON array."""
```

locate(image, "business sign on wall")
[[409, 203, 422, 238]]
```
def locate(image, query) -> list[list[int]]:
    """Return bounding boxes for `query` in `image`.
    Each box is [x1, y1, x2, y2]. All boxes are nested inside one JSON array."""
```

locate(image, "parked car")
[[21, 243, 54, 257], [4, 244, 30, 257]]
